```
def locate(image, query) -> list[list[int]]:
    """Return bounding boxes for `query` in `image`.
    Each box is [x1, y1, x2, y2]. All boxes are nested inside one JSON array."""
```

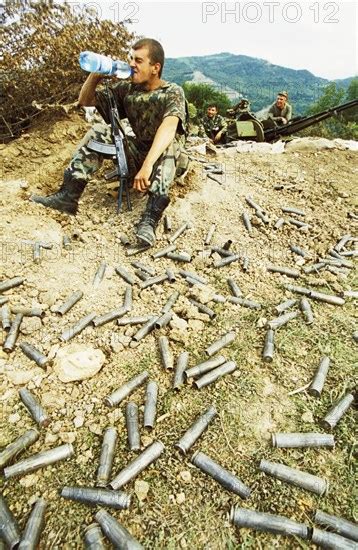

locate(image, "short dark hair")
[[207, 104, 218, 109], [132, 38, 165, 77]]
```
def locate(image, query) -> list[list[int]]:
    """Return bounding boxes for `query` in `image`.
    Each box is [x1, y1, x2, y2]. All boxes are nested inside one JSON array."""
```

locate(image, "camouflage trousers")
[[67, 123, 182, 196]]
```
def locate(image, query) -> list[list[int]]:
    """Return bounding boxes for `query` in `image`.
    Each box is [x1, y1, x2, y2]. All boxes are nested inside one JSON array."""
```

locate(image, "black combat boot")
[[136, 194, 170, 247], [30, 169, 87, 215]]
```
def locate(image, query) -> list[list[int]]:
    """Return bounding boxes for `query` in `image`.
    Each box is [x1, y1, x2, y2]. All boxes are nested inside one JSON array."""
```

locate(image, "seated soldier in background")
[[198, 104, 227, 144], [267, 91, 292, 126]]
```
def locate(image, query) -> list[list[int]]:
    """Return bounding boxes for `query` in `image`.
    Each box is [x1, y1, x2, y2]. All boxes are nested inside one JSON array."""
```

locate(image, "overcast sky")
[[94, 0, 357, 80]]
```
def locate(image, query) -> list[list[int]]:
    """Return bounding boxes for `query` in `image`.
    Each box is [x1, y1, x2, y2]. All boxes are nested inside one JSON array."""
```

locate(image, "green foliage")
[[0, 1, 133, 139], [182, 83, 231, 120], [307, 82, 345, 114], [346, 77, 358, 101]]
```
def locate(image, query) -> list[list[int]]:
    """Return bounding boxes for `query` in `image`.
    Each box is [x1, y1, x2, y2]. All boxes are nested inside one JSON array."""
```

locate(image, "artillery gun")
[[225, 98, 358, 143]]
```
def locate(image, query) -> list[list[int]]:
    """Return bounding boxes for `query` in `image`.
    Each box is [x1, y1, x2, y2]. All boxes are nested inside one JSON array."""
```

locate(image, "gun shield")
[[0, 276, 24, 293], [61, 486, 131, 510], [311, 528, 357, 549], [83, 523, 105, 549], [175, 405, 217, 454], [4, 443, 74, 479], [18, 497, 47, 550], [54, 291, 83, 315], [272, 433, 334, 448], [19, 342, 48, 369], [262, 329, 274, 363], [115, 266, 136, 286], [267, 310, 298, 330], [308, 356, 330, 397], [259, 459, 328, 495], [3, 313, 24, 352], [104, 371, 149, 407], [321, 393, 354, 429], [173, 351, 189, 390], [95, 509, 144, 549], [0, 428, 39, 469], [227, 278, 242, 297], [168, 222, 189, 243], [230, 506, 309, 539], [158, 336, 173, 370], [96, 427, 118, 487], [92, 262, 107, 288], [228, 297, 262, 309], [0, 494, 21, 549], [194, 360, 236, 389], [205, 331, 236, 357], [143, 381, 158, 430], [19, 388, 49, 428], [126, 402, 140, 451], [314, 510, 358, 542], [61, 312, 96, 341], [192, 451, 251, 498], [109, 440, 165, 490]]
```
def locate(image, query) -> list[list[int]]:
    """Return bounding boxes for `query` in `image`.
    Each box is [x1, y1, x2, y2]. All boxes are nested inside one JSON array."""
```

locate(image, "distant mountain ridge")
[[163, 52, 355, 114]]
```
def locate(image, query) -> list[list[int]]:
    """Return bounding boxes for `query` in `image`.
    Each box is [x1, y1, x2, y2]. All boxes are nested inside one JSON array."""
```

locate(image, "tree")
[[307, 83, 345, 115], [346, 78, 358, 101], [182, 83, 231, 121]]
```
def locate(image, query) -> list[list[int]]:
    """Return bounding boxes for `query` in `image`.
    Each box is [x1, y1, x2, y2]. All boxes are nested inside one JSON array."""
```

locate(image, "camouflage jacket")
[[268, 102, 292, 123], [198, 114, 227, 139], [95, 81, 186, 150]]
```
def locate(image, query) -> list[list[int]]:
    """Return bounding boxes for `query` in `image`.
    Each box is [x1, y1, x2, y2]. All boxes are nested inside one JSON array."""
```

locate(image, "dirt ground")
[[0, 110, 357, 549]]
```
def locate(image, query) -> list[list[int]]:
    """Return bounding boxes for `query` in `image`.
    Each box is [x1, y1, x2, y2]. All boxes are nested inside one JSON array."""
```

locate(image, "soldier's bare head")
[[276, 91, 288, 108], [132, 38, 165, 77], [207, 104, 218, 118]]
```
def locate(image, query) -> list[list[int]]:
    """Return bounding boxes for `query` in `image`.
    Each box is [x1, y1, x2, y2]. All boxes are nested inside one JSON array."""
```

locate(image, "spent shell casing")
[[126, 245, 150, 257], [242, 256, 249, 272], [204, 223, 216, 245], [155, 311, 172, 329], [194, 360, 236, 389], [117, 315, 153, 326], [214, 254, 240, 268], [139, 274, 168, 289], [152, 244, 177, 259], [62, 235, 71, 249], [131, 262, 156, 276], [175, 405, 217, 454], [158, 336, 174, 370], [163, 214, 172, 232], [54, 290, 83, 315], [104, 371, 149, 407], [274, 217, 285, 230], [335, 234, 352, 252], [3, 313, 23, 352], [227, 278, 242, 297], [311, 528, 357, 549], [259, 458, 328, 495], [178, 270, 208, 285], [96, 427, 118, 487], [115, 266, 136, 286], [119, 233, 131, 246], [83, 523, 105, 549], [211, 293, 226, 303], [230, 506, 309, 539], [185, 276, 205, 288], [262, 329, 274, 363], [4, 443, 74, 479], [308, 356, 330, 397], [275, 298, 297, 314], [282, 206, 305, 216], [321, 393, 354, 430], [161, 291, 180, 313], [173, 351, 189, 390], [92, 307, 127, 327], [283, 283, 311, 295], [245, 195, 261, 211], [166, 251, 191, 263], [18, 497, 47, 550], [255, 209, 270, 224], [211, 246, 233, 258], [267, 265, 300, 278], [222, 239, 233, 250], [19, 388, 49, 428], [205, 331, 236, 357], [267, 310, 299, 330], [1, 304, 11, 331], [11, 307, 45, 318], [126, 402, 140, 451], [287, 217, 310, 229], [95, 509, 144, 549], [189, 299, 216, 319], [0, 493, 21, 549], [290, 245, 309, 258], [242, 212, 253, 235], [192, 451, 251, 498], [109, 440, 165, 490], [19, 342, 48, 368], [0, 428, 39, 469], [135, 269, 149, 282], [92, 262, 107, 288], [0, 296, 9, 306], [143, 381, 158, 429], [123, 286, 133, 312], [165, 268, 176, 282], [228, 296, 262, 309], [303, 262, 326, 274], [61, 312, 96, 341], [314, 510, 358, 542], [185, 355, 226, 379], [61, 486, 131, 510], [0, 276, 24, 293], [309, 291, 345, 306], [33, 242, 41, 264], [168, 222, 189, 243], [272, 433, 335, 448], [132, 315, 159, 342]]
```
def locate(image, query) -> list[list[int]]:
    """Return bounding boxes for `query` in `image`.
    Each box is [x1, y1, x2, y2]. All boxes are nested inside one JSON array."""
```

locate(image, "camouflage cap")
[[278, 91, 288, 99]]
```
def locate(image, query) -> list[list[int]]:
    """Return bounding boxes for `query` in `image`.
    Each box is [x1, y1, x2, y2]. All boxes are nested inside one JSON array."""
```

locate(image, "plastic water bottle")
[[79, 51, 132, 79]]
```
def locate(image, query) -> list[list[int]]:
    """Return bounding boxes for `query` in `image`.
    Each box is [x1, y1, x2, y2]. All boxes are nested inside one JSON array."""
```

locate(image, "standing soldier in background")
[[267, 91, 292, 126], [198, 104, 227, 143], [31, 38, 187, 248]]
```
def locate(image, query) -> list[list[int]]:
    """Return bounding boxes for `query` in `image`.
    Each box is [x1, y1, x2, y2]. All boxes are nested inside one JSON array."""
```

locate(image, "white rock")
[[169, 314, 188, 332], [59, 432, 76, 444], [8, 413, 21, 424], [41, 392, 66, 410], [20, 316, 42, 335], [6, 369, 37, 385], [53, 344, 105, 382], [19, 474, 39, 488], [45, 433, 58, 445], [73, 415, 85, 428], [135, 480, 150, 502], [176, 492, 186, 505]]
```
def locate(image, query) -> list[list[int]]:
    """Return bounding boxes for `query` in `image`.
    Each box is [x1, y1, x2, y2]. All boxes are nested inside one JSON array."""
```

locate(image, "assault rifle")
[[87, 81, 131, 212]]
